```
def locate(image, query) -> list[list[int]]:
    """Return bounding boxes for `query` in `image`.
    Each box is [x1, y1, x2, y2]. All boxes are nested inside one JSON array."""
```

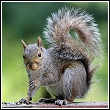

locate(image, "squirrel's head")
[[21, 37, 43, 71]]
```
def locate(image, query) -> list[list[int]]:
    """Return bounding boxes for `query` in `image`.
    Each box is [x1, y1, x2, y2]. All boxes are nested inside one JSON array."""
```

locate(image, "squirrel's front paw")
[[29, 80, 36, 91], [29, 80, 40, 91], [19, 98, 31, 105]]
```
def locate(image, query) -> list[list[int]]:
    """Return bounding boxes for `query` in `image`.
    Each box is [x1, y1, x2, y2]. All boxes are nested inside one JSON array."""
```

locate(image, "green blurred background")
[[2, 2, 108, 102]]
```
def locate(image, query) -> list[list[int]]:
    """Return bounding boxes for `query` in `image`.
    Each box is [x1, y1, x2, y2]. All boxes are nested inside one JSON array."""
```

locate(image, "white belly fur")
[[46, 75, 64, 98]]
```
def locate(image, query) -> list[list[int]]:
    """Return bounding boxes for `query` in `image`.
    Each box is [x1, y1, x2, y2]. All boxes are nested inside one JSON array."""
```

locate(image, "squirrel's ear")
[[37, 36, 42, 47], [21, 39, 27, 49]]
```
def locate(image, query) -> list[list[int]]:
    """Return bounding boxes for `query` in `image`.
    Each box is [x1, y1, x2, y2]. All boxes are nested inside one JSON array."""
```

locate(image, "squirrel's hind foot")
[[55, 99, 67, 106], [39, 98, 57, 103], [39, 98, 67, 105]]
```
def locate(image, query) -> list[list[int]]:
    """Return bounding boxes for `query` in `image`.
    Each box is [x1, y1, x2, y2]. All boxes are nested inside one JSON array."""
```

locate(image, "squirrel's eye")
[[38, 53, 42, 57]]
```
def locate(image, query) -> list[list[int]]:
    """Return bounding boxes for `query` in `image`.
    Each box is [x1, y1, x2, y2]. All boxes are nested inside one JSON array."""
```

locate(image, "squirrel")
[[19, 7, 103, 105]]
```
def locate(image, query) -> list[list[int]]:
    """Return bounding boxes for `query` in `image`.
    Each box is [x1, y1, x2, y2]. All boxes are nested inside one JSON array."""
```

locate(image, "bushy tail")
[[43, 7, 103, 57], [43, 7, 103, 87]]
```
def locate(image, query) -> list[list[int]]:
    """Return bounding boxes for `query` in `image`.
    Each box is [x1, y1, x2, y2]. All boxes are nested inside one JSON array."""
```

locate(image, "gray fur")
[[20, 7, 103, 104]]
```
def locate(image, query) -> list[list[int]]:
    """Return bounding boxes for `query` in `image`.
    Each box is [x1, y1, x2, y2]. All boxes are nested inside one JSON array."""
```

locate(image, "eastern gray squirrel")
[[19, 7, 103, 105]]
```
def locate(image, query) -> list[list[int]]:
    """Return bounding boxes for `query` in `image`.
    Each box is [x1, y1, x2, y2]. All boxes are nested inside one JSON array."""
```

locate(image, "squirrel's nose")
[[29, 62, 37, 71]]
